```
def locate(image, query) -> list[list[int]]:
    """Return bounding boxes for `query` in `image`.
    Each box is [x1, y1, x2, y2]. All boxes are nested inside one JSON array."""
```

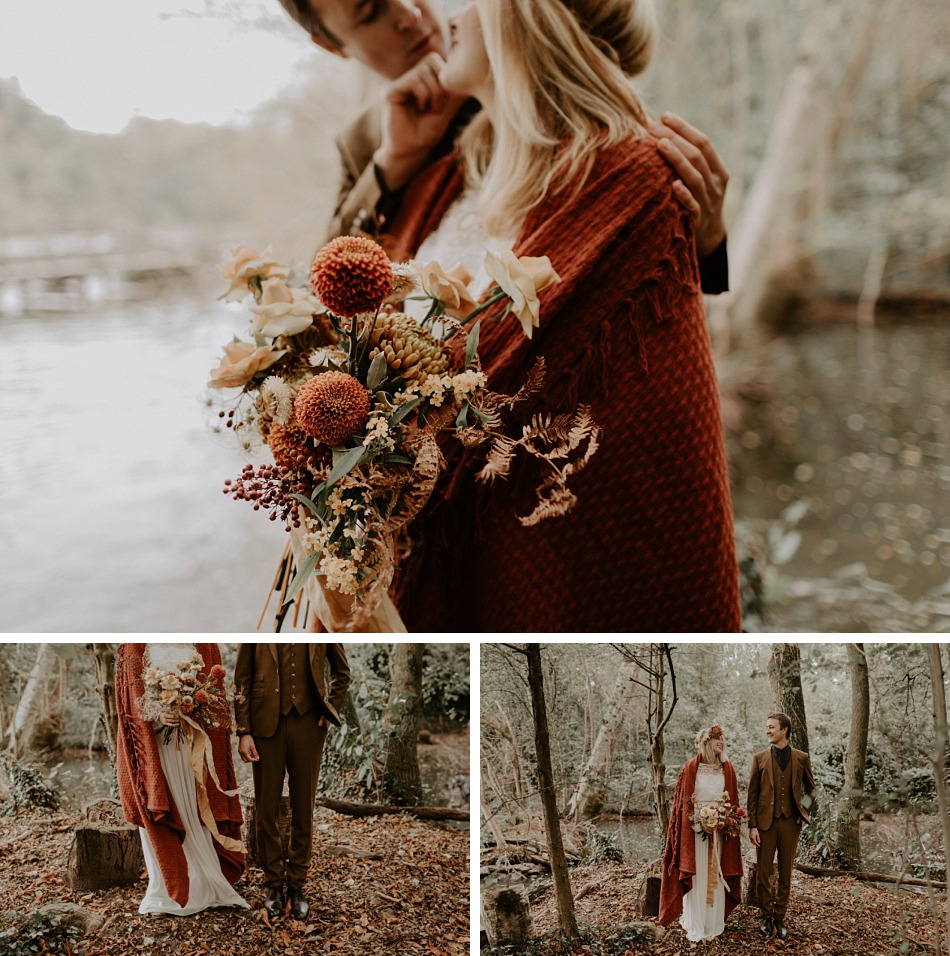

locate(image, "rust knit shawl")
[[116, 644, 244, 906], [659, 755, 743, 927], [384, 135, 740, 632]]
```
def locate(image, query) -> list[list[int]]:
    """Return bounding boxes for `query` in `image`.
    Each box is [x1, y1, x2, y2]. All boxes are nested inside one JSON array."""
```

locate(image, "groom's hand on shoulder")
[[238, 734, 260, 763]]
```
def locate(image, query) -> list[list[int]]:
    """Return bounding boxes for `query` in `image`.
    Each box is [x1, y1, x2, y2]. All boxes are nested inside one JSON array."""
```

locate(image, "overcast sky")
[[0, 0, 319, 133]]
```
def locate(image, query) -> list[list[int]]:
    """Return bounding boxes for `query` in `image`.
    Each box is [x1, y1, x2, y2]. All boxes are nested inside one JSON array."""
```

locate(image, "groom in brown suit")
[[747, 712, 815, 941], [235, 643, 350, 920]]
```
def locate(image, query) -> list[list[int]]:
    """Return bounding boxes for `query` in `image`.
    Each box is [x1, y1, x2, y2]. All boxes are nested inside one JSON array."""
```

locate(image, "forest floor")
[[518, 860, 947, 956], [0, 731, 470, 956]]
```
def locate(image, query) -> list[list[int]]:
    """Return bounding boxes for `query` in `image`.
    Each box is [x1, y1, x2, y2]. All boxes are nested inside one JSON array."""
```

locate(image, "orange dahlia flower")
[[294, 371, 370, 446], [310, 236, 394, 318]]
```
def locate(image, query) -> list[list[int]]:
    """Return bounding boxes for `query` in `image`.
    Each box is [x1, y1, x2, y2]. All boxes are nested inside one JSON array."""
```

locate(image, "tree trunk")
[[926, 644, 950, 956], [650, 645, 675, 838], [380, 643, 424, 805], [314, 796, 469, 821], [565, 662, 638, 822], [767, 643, 811, 755], [525, 644, 580, 941], [635, 859, 663, 918], [837, 643, 869, 868], [7, 643, 56, 756], [88, 644, 118, 762]]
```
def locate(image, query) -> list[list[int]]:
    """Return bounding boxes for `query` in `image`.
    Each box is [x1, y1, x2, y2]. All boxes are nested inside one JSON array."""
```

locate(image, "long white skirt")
[[679, 831, 725, 942], [139, 731, 249, 916]]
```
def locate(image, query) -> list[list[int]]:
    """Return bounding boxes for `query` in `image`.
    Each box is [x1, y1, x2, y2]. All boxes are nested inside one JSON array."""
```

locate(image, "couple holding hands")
[[115, 643, 350, 920]]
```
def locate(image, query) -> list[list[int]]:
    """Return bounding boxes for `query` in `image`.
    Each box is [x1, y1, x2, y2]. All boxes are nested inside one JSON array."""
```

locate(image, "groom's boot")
[[759, 915, 774, 936], [263, 886, 285, 919], [289, 885, 310, 921], [774, 918, 788, 941]]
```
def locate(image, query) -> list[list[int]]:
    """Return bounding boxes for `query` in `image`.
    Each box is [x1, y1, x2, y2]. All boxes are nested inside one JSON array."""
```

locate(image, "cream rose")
[[484, 247, 560, 339], [208, 340, 287, 388], [416, 260, 477, 319], [219, 243, 290, 302], [249, 279, 324, 338]]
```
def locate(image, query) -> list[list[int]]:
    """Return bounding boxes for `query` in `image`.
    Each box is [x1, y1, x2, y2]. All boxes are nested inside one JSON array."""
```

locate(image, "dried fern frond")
[[494, 356, 547, 410], [478, 435, 518, 483], [519, 485, 578, 527]]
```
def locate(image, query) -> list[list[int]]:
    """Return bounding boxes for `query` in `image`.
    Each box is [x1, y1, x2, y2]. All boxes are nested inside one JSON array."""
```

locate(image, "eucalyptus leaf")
[[465, 319, 481, 368], [282, 549, 322, 606], [327, 444, 367, 488], [456, 403, 470, 429], [366, 351, 389, 391], [384, 454, 415, 465], [387, 396, 422, 427], [290, 492, 320, 517]]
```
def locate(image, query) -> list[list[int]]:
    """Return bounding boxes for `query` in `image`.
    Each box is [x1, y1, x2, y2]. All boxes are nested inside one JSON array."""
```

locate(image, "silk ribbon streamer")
[[705, 829, 727, 906], [181, 714, 244, 853]]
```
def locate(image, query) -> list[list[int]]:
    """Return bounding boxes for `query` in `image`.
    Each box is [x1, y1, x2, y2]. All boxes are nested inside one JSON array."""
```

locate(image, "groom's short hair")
[[768, 712, 792, 737]]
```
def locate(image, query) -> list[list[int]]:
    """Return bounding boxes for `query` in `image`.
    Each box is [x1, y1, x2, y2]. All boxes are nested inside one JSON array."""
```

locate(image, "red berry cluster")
[[223, 464, 311, 526]]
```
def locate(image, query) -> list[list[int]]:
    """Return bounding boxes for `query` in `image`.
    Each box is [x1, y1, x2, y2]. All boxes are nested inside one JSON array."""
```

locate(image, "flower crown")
[[696, 724, 725, 747]]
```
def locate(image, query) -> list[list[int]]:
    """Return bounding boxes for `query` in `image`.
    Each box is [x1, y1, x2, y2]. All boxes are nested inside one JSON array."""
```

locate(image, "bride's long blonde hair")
[[461, 0, 657, 237]]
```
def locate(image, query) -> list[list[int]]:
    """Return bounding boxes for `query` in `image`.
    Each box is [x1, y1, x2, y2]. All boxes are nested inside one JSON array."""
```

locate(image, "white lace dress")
[[408, 186, 518, 323], [680, 763, 726, 942], [138, 643, 248, 916]]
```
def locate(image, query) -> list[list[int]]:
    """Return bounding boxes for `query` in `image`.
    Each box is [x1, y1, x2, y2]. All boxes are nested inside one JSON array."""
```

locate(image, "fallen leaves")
[[0, 808, 469, 956]]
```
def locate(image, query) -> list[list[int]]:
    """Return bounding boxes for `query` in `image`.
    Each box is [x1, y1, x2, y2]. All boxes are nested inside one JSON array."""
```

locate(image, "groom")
[[747, 712, 815, 941], [234, 643, 350, 920], [273, 0, 732, 295]]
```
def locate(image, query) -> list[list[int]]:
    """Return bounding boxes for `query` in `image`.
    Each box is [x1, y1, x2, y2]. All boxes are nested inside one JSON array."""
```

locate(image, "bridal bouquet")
[[691, 791, 745, 842], [208, 237, 600, 631], [137, 651, 232, 745], [137, 651, 242, 852]]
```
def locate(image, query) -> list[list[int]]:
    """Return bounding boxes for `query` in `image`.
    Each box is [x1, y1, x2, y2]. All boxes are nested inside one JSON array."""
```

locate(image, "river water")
[[1, 293, 947, 632], [0, 283, 295, 633]]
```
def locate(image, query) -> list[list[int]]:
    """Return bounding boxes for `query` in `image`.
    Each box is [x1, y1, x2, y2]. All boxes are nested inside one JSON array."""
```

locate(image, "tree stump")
[[239, 780, 292, 870], [635, 859, 663, 917], [65, 799, 143, 891], [743, 849, 775, 907], [483, 884, 533, 946]]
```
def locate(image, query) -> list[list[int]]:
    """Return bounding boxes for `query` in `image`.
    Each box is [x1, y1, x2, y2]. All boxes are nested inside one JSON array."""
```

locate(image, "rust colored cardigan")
[[383, 135, 740, 632], [659, 755, 744, 926], [116, 644, 244, 906]]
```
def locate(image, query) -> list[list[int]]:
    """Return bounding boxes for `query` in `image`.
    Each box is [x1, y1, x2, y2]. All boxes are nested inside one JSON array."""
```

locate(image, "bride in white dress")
[[659, 725, 744, 942], [116, 643, 249, 917], [681, 738, 727, 940]]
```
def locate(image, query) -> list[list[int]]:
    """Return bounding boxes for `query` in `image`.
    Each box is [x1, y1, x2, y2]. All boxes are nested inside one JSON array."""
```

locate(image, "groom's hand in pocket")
[[238, 734, 260, 763]]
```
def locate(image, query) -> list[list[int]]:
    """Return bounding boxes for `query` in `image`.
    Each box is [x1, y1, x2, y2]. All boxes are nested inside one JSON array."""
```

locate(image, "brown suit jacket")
[[747, 745, 815, 831], [233, 643, 350, 738]]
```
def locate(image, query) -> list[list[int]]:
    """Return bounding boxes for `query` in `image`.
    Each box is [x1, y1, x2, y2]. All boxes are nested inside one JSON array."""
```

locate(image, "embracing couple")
[[659, 715, 816, 944], [116, 643, 350, 920]]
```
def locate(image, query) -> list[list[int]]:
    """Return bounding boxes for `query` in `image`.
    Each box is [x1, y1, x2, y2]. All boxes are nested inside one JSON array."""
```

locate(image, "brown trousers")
[[252, 709, 328, 887], [756, 815, 802, 918]]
